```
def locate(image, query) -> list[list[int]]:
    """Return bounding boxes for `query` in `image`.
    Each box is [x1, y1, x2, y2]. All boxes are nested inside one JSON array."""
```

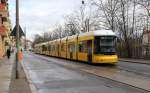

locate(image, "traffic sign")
[[10, 25, 25, 37]]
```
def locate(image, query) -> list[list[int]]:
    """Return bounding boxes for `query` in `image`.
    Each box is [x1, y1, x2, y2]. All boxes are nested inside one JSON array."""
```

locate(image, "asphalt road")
[[23, 52, 149, 93], [117, 61, 150, 77]]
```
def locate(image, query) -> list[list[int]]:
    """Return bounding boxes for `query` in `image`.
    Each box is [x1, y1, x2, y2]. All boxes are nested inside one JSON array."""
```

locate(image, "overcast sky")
[[8, 0, 82, 40]]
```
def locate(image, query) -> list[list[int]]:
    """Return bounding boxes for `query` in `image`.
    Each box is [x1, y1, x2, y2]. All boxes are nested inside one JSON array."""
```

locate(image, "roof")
[[79, 30, 116, 37]]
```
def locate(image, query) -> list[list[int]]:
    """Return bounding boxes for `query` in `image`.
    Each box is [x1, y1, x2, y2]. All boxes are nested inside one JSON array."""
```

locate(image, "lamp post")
[[81, 0, 85, 32], [15, 0, 20, 79]]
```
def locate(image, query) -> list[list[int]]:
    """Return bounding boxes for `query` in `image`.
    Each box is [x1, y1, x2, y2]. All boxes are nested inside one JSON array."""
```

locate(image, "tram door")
[[58, 45, 59, 56], [70, 44, 73, 59], [87, 40, 92, 62]]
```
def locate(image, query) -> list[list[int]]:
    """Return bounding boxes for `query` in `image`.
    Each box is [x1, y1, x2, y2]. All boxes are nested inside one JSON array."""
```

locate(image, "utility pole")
[[24, 27, 27, 50], [85, 19, 90, 32], [16, 0, 19, 79]]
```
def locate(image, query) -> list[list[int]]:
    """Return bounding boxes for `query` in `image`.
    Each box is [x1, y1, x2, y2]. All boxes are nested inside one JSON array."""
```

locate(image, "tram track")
[[92, 62, 150, 79], [117, 65, 150, 78], [32, 53, 150, 92], [81, 69, 150, 93]]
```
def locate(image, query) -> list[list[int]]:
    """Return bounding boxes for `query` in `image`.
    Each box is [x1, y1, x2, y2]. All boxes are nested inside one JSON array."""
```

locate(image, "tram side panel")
[[60, 39, 67, 58], [55, 44, 58, 57], [77, 36, 94, 62], [58, 40, 61, 57], [46, 44, 49, 55], [48, 41, 51, 56], [67, 36, 77, 60], [77, 41, 88, 62], [54, 41, 57, 57], [52, 44, 55, 56], [55, 40, 61, 57], [67, 42, 77, 60]]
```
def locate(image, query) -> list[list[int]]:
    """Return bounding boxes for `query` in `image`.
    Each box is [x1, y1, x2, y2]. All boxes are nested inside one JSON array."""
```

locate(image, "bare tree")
[[92, 0, 120, 31]]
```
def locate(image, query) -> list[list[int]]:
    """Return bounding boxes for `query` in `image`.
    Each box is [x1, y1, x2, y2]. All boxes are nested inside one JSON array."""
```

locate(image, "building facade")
[[142, 30, 150, 58], [0, 0, 11, 58]]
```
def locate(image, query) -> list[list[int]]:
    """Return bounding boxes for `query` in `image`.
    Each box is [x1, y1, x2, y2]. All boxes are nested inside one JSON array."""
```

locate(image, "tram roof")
[[79, 30, 116, 37], [67, 35, 77, 40], [61, 36, 68, 41], [41, 42, 48, 45]]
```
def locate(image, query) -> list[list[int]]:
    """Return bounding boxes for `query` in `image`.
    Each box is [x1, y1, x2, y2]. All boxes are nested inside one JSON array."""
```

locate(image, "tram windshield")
[[94, 36, 116, 55]]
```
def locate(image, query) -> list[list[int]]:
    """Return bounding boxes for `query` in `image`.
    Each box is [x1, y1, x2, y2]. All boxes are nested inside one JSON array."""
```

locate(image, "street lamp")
[[81, 0, 85, 32], [82, 0, 84, 5]]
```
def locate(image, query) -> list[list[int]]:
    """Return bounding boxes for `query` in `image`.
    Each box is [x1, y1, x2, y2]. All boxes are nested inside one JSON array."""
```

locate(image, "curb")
[[119, 59, 150, 65], [8, 56, 15, 93], [21, 62, 38, 93]]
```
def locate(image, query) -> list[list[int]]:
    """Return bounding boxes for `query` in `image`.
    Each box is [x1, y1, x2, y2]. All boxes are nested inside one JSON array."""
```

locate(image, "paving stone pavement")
[[0, 56, 14, 93]]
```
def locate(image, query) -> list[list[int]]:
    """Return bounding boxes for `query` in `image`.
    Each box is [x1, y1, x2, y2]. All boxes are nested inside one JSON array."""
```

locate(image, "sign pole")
[[16, 0, 19, 79]]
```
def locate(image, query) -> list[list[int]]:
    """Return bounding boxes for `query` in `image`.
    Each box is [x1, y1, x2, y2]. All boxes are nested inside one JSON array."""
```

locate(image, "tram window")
[[64, 44, 67, 51], [51, 45, 54, 51], [45, 46, 47, 51], [53, 45, 56, 51], [79, 42, 83, 52], [57, 45, 59, 51], [72, 44, 75, 52], [61, 44, 65, 51], [50, 46, 51, 51], [69, 44, 75, 52], [53, 45, 55, 51], [42, 45, 47, 51], [79, 41, 88, 53], [48, 45, 51, 51], [94, 36, 116, 55], [45, 45, 47, 51]]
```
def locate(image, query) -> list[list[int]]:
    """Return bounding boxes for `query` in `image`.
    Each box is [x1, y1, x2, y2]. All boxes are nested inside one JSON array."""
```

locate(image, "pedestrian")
[[6, 48, 11, 59], [18, 49, 23, 62]]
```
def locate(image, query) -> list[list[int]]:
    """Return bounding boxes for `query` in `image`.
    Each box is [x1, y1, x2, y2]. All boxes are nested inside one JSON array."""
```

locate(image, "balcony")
[[0, 3, 7, 11], [0, 25, 7, 36], [0, 11, 8, 17]]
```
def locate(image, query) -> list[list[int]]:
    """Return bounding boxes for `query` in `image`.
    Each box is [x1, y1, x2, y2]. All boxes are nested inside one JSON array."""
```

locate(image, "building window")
[[1, 0, 6, 3], [2, 17, 7, 24]]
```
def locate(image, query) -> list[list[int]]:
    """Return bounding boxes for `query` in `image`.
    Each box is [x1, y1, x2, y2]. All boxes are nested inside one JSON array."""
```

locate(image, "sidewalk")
[[0, 56, 14, 93], [119, 58, 150, 65]]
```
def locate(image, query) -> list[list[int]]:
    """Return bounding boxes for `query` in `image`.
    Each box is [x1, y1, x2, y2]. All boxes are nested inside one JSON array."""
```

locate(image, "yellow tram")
[[34, 30, 118, 64]]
